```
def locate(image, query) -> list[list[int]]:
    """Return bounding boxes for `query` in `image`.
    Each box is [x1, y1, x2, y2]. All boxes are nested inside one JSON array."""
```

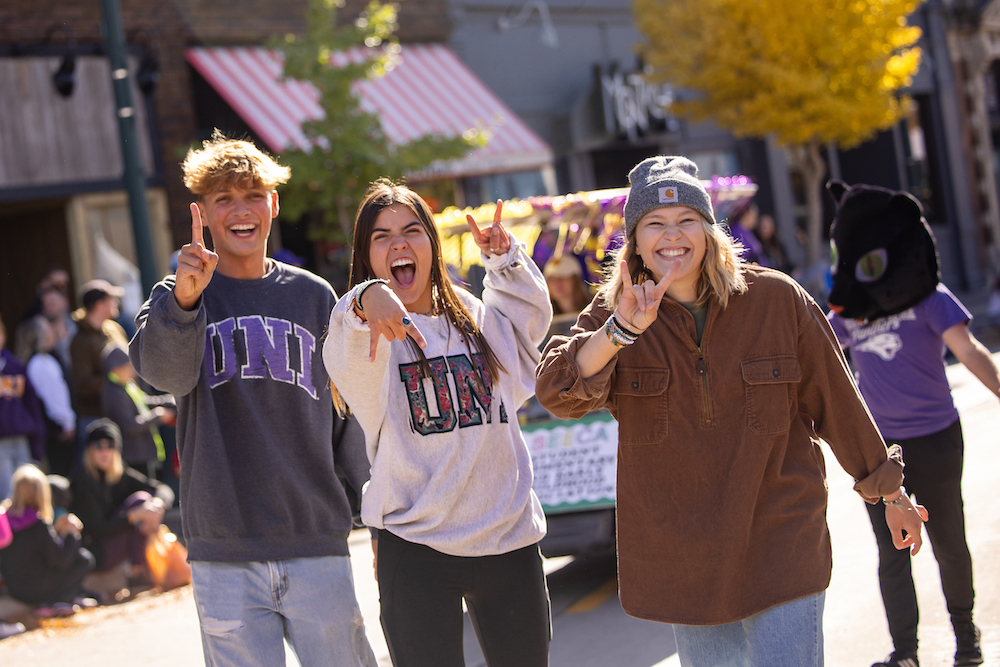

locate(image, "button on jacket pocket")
[[615, 368, 670, 445], [741, 356, 801, 435]]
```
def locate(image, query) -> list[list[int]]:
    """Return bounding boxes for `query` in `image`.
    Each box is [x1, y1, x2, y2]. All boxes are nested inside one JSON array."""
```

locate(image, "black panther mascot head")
[[826, 180, 940, 321]]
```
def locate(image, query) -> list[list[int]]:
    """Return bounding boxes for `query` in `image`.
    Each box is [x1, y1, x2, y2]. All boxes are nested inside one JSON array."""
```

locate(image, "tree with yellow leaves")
[[633, 0, 923, 268]]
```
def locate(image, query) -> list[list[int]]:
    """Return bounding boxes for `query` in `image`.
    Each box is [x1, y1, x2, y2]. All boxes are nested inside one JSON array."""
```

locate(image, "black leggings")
[[376, 529, 551, 667], [865, 418, 975, 655]]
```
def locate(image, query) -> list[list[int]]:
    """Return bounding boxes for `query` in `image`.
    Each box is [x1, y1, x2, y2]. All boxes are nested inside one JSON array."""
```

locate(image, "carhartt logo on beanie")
[[623, 156, 715, 236]]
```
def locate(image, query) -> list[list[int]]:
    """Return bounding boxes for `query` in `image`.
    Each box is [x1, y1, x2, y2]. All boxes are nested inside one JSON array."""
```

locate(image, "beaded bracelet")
[[883, 487, 908, 507], [605, 313, 640, 347], [353, 278, 390, 313], [614, 314, 642, 337]]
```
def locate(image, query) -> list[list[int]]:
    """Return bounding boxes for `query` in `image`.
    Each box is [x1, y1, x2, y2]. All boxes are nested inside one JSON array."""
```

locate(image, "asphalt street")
[[0, 355, 997, 667]]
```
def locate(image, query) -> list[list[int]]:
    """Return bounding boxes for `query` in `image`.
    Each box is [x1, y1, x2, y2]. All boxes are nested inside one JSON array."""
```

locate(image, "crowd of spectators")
[[0, 269, 178, 640]]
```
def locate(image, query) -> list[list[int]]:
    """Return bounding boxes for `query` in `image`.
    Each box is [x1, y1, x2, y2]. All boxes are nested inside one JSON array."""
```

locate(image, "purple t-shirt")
[[828, 284, 971, 440]]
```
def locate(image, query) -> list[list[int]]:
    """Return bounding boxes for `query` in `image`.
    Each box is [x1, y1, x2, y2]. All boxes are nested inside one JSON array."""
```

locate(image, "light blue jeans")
[[191, 556, 378, 667], [672, 591, 825, 667], [0, 436, 32, 501]]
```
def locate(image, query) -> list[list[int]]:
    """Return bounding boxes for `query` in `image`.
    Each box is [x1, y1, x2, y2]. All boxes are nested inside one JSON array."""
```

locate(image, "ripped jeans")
[[191, 557, 377, 667]]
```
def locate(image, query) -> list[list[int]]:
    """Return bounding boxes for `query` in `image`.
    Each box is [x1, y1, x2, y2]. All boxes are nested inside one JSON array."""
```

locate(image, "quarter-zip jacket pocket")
[[741, 356, 801, 435], [615, 368, 670, 446]]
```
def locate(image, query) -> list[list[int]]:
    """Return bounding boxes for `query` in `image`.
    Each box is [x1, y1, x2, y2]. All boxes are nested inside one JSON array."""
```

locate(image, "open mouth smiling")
[[229, 223, 256, 238], [391, 257, 416, 288]]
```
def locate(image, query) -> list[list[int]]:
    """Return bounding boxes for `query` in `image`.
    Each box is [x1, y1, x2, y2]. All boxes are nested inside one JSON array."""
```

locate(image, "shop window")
[[590, 145, 657, 190], [902, 95, 943, 224], [460, 169, 548, 208], [687, 151, 739, 179], [986, 62, 1000, 120], [989, 62, 1000, 202]]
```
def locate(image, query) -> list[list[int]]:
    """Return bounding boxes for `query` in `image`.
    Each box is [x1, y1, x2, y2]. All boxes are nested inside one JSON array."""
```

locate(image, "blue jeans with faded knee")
[[672, 591, 825, 667], [191, 556, 377, 667]]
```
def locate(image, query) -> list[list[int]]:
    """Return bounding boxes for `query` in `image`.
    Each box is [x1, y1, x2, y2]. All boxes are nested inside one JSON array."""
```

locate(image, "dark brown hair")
[[347, 179, 505, 385]]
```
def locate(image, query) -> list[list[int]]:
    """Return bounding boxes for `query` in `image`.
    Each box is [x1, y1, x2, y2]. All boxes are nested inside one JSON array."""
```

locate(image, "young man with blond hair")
[[130, 132, 376, 667]]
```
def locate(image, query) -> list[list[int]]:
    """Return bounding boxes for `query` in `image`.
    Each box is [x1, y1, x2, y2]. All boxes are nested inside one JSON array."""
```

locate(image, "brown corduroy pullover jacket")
[[536, 266, 903, 625]]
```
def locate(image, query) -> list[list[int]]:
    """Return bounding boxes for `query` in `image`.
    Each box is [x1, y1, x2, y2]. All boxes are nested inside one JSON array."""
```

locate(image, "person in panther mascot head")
[[825, 179, 939, 320], [826, 180, 995, 667]]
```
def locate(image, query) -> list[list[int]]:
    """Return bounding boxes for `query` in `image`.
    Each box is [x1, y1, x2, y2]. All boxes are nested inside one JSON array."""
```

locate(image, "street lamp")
[[100, 0, 158, 296], [128, 29, 160, 95], [42, 24, 77, 97]]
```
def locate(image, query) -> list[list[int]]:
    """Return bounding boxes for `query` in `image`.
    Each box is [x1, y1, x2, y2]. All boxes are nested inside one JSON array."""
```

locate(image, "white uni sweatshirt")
[[323, 240, 551, 557]]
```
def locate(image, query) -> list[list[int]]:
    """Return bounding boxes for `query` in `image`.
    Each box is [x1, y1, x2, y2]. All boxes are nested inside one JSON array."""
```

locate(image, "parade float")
[[433, 177, 758, 556]]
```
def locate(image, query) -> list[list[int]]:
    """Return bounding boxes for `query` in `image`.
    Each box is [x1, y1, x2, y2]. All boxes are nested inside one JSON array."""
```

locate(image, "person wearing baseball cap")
[[543, 254, 592, 317], [70, 280, 128, 443], [537, 155, 926, 666], [79, 280, 125, 311]]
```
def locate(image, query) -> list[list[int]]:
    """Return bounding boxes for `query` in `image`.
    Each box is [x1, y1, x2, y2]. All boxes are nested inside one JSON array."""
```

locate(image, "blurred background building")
[[3, 0, 1000, 334]]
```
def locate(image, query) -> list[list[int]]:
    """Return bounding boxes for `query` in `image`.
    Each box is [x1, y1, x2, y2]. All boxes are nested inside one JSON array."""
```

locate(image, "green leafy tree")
[[272, 0, 482, 241], [633, 0, 923, 268]]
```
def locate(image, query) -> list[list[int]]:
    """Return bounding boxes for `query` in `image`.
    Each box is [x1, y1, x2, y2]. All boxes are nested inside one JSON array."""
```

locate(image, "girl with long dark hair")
[[323, 179, 552, 667]]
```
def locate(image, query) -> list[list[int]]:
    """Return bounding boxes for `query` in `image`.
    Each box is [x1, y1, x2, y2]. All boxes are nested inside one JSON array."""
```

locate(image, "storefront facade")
[[0, 0, 515, 328], [3, 0, 999, 335], [446, 0, 994, 291]]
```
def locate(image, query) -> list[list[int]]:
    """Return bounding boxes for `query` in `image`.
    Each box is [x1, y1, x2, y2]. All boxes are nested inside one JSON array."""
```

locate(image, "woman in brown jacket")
[[535, 156, 928, 667]]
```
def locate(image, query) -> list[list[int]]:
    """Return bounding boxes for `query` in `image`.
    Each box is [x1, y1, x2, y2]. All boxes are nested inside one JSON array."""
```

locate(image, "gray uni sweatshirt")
[[130, 261, 370, 563]]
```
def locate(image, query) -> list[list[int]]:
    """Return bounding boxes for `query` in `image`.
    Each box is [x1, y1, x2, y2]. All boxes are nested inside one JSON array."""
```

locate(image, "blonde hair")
[[598, 216, 747, 310], [14, 315, 50, 363], [3, 464, 53, 523], [83, 441, 124, 486], [182, 129, 290, 196]]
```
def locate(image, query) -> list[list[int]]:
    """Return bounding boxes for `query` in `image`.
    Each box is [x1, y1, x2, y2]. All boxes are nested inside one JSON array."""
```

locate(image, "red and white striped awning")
[[185, 44, 553, 180]]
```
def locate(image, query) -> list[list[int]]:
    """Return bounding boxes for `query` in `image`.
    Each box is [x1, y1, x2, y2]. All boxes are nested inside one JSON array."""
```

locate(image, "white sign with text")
[[525, 413, 618, 513]]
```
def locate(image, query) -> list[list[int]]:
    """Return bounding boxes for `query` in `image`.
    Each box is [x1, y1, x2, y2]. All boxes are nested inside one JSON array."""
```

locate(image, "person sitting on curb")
[[0, 464, 95, 617], [70, 420, 173, 596]]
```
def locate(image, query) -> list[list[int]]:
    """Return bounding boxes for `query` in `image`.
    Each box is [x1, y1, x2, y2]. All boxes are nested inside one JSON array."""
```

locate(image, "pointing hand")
[[173, 202, 219, 311]]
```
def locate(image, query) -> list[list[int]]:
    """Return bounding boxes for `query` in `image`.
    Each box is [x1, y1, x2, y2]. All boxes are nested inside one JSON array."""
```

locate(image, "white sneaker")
[[0, 621, 26, 639]]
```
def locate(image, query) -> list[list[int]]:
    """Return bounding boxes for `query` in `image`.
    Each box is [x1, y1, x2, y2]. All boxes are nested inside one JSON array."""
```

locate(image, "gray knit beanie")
[[623, 156, 715, 237]]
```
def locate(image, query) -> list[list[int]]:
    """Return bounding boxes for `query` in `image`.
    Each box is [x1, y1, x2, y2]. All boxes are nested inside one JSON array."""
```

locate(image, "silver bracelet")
[[883, 488, 907, 507]]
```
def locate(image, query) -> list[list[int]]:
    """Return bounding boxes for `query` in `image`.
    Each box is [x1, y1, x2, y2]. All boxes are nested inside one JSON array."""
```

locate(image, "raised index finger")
[[190, 202, 205, 247]]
